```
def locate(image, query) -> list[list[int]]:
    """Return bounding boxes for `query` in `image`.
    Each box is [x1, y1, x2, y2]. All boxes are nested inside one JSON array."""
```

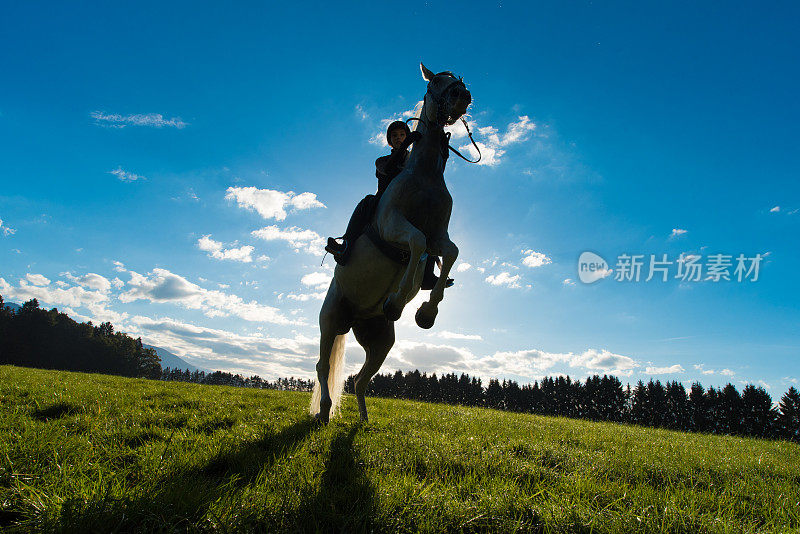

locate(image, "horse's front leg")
[[380, 215, 426, 321], [416, 235, 458, 329]]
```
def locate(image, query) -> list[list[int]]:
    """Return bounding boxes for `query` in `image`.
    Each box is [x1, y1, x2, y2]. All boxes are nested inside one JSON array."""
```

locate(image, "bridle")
[[406, 74, 482, 164]]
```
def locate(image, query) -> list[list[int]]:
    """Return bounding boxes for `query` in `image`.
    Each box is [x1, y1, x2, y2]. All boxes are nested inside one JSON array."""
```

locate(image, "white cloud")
[[455, 262, 472, 272], [770, 206, 780, 213], [459, 115, 536, 167], [109, 167, 145, 182], [284, 291, 326, 302], [0, 275, 125, 325], [669, 228, 688, 239], [438, 331, 482, 341], [485, 272, 521, 288], [369, 130, 388, 147], [645, 364, 685, 374], [757, 380, 771, 390], [127, 315, 319, 379], [225, 186, 325, 221], [570, 349, 638, 376], [521, 249, 551, 268], [113, 261, 126, 272], [460, 141, 504, 166], [563, 278, 576, 286], [301, 271, 332, 289], [91, 111, 187, 129], [693, 363, 716, 375], [119, 268, 296, 325], [25, 273, 50, 286], [720, 368, 735, 376], [111, 277, 125, 289], [499, 116, 537, 145], [474, 347, 638, 378], [0, 218, 16, 237], [62, 272, 112, 292], [4, 276, 107, 309], [251, 225, 324, 254], [384, 340, 474, 374], [197, 235, 254, 263]]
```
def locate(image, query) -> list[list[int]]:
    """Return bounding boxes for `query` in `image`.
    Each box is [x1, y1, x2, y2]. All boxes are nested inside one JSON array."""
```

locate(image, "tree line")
[[351, 370, 799, 442], [0, 296, 160, 378], [160, 366, 314, 391]]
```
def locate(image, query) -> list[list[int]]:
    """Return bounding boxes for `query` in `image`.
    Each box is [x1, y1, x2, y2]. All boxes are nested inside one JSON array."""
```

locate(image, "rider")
[[325, 120, 453, 289]]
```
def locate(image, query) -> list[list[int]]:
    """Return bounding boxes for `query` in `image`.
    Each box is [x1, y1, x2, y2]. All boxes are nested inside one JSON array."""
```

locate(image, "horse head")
[[420, 63, 472, 127]]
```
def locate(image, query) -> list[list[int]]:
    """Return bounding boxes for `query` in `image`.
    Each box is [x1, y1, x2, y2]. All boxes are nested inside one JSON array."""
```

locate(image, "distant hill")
[[3, 300, 206, 373], [144, 344, 207, 373]]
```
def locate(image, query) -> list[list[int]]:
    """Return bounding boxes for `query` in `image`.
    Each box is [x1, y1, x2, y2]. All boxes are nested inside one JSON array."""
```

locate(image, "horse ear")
[[420, 63, 435, 82]]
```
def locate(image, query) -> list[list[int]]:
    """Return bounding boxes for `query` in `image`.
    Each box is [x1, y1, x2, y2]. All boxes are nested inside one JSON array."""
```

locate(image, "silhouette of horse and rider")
[[311, 63, 476, 423]]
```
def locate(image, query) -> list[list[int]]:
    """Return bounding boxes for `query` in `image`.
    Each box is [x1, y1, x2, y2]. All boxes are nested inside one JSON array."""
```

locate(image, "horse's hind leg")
[[313, 285, 351, 423], [352, 317, 395, 422], [314, 329, 336, 423], [416, 234, 458, 329]]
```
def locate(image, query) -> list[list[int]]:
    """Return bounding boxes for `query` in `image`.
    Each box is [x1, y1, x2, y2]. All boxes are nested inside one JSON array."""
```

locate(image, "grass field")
[[1, 365, 798, 533]]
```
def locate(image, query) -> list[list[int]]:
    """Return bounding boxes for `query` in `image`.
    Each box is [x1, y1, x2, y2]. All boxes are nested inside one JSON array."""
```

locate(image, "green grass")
[[1, 365, 798, 533]]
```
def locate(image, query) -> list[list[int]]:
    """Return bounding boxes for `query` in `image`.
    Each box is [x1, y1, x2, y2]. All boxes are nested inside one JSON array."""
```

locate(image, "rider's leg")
[[326, 195, 376, 264]]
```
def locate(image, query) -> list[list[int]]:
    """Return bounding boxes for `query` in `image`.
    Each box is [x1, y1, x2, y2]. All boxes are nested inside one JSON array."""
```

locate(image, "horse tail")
[[309, 334, 347, 418]]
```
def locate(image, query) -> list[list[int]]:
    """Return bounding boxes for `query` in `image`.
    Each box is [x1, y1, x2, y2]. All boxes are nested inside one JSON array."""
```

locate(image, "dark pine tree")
[[688, 382, 707, 432], [630, 381, 648, 425], [741, 385, 777, 438], [719, 384, 744, 435], [778, 387, 800, 442], [665, 381, 689, 431]]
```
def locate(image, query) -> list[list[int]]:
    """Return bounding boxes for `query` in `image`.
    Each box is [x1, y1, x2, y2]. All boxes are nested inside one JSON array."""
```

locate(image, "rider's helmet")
[[386, 121, 411, 147]]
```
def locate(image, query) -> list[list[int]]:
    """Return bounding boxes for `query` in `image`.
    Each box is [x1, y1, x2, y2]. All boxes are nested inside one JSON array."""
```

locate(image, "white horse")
[[310, 63, 473, 423]]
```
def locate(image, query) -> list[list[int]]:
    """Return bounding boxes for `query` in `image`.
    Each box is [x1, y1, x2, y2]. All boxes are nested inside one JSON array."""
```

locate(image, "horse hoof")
[[313, 412, 329, 425], [415, 303, 438, 329], [382, 298, 402, 322]]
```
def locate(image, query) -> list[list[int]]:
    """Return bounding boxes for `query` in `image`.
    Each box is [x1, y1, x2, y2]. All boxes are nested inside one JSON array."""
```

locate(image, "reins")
[[405, 115, 482, 164]]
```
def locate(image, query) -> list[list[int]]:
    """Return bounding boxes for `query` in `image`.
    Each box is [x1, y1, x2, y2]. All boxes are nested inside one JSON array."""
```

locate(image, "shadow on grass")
[[47, 417, 319, 533], [31, 402, 82, 421], [49, 419, 383, 533], [280, 425, 379, 532]]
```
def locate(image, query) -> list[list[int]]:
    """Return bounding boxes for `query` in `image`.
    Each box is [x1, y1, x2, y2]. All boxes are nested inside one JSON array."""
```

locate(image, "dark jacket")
[[375, 148, 409, 196]]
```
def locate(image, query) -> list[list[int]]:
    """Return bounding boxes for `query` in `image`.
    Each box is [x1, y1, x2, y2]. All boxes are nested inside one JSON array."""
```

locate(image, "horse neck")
[[406, 100, 447, 182]]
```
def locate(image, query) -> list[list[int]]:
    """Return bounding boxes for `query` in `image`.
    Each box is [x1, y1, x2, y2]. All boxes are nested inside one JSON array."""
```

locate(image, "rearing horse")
[[311, 63, 472, 423]]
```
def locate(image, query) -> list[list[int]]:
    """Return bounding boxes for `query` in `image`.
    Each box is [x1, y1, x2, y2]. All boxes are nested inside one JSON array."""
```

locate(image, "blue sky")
[[1, 2, 798, 393]]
